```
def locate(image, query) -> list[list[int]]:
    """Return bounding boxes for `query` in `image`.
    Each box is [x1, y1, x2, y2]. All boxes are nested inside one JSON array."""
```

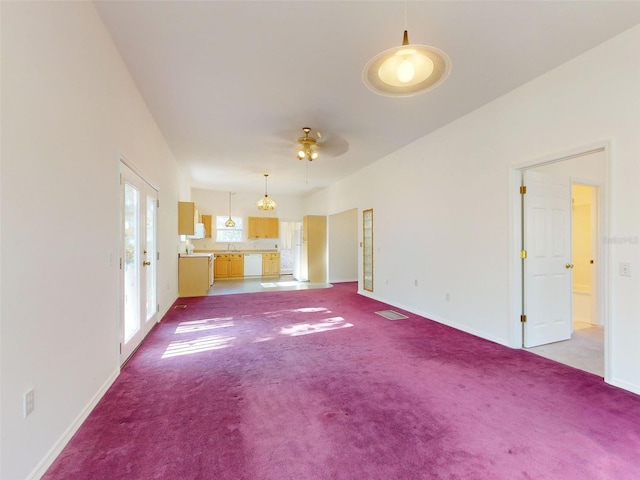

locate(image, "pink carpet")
[[44, 282, 640, 479]]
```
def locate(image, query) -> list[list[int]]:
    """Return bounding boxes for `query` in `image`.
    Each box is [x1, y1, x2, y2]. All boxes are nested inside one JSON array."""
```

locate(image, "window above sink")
[[216, 216, 243, 243]]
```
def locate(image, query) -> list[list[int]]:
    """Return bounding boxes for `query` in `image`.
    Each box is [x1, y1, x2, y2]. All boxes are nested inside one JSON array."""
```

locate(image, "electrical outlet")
[[23, 389, 34, 418], [620, 262, 631, 277]]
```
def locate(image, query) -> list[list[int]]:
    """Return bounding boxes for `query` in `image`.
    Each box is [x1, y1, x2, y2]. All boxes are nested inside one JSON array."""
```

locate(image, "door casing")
[[508, 142, 611, 380]]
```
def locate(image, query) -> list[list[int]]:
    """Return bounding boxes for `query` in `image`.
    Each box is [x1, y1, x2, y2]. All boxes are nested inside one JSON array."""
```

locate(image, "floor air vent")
[[375, 310, 408, 320], [174, 304, 187, 309]]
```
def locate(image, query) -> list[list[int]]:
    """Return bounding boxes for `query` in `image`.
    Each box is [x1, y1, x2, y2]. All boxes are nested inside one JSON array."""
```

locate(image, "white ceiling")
[[94, 1, 640, 196]]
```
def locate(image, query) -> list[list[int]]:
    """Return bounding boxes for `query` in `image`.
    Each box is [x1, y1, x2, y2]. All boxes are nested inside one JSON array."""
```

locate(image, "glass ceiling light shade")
[[225, 191, 235, 227], [296, 127, 319, 161], [363, 30, 451, 97], [256, 173, 277, 211]]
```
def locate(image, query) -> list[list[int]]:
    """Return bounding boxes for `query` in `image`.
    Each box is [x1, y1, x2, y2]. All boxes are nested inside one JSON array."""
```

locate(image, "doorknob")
[[565, 263, 574, 269], [143, 261, 151, 266]]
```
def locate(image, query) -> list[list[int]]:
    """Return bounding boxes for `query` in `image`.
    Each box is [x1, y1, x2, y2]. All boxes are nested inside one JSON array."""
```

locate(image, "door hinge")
[[520, 185, 527, 195], [157, 199, 160, 208], [119, 257, 123, 269], [119, 173, 123, 185], [520, 250, 527, 259], [157, 303, 160, 313], [119, 343, 122, 354], [157, 251, 160, 261], [520, 314, 527, 323]]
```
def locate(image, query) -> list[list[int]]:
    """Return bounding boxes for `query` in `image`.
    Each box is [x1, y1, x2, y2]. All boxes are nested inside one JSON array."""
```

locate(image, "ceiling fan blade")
[[317, 133, 349, 157]]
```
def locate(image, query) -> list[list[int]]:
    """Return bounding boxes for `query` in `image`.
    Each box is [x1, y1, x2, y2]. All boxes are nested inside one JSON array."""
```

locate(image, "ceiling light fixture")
[[256, 174, 277, 211], [296, 127, 319, 161], [225, 191, 236, 227], [362, 4, 451, 97]]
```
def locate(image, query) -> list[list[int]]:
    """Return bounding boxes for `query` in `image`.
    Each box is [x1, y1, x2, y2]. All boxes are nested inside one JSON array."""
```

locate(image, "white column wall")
[[306, 25, 640, 393], [1, 2, 184, 478]]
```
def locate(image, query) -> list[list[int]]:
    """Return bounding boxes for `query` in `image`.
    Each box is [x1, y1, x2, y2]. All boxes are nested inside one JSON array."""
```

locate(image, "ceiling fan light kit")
[[363, 29, 451, 97], [296, 127, 319, 161], [256, 173, 277, 211]]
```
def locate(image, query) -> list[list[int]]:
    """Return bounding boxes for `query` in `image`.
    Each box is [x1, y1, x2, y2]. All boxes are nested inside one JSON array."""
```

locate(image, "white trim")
[[26, 369, 120, 480], [358, 292, 510, 347], [508, 140, 612, 381], [119, 154, 160, 192]]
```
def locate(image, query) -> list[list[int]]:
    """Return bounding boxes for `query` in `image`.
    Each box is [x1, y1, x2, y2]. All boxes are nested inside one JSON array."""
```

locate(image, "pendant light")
[[256, 173, 277, 211], [362, 3, 451, 97], [224, 191, 235, 227]]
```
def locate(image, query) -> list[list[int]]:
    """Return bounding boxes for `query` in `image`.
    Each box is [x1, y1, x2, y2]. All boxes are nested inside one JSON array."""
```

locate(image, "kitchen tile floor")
[[207, 275, 332, 296]]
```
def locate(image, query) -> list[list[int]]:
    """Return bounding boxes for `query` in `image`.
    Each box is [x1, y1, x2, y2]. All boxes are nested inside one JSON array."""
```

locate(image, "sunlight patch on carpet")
[[174, 317, 234, 334], [162, 334, 236, 358], [281, 316, 353, 336], [375, 310, 409, 320]]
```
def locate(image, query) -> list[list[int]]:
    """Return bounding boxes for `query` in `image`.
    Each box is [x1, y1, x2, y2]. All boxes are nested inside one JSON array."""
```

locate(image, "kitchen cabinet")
[[262, 253, 280, 277], [248, 217, 279, 239], [178, 201, 199, 235], [230, 254, 244, 277], [214, 254, 230, 278], [214, 253, 244, 279], [301, 215, 326, 283], [178, 254, 213, 297], [201, 214, 212, 238]]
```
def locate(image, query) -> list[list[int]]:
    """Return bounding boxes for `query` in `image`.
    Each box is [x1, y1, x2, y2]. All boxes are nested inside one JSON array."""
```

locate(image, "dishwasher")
[[243, 253, 262, 277]]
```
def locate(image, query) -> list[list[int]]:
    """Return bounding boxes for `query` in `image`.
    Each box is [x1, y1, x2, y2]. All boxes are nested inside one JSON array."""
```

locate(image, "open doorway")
[[513, 147, 607, 378]]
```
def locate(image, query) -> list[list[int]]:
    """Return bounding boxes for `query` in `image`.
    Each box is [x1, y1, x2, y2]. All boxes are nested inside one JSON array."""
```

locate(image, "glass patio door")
[[120, 162, 158, 364]]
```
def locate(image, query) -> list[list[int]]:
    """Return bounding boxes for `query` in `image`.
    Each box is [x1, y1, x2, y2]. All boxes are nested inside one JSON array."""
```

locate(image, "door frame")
[[119, 156, 160, 365], [508, 141, 611, 380]]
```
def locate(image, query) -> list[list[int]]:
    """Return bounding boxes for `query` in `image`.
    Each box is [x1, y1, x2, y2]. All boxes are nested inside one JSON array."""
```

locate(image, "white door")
[[120, 162, 158, 363], [522, 170, 572, 348]]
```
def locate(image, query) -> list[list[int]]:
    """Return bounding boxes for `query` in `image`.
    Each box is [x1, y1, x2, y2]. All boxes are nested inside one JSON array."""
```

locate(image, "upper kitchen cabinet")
[[201, 214, 212, 238], [248, 217, 279, 239], [178, 201, 199, 235]]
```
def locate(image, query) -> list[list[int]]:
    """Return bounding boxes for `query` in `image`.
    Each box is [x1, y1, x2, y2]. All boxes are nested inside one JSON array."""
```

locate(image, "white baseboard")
[[27, 368, 120, 480], [358, 292, 510, 348], [608, 377, 640, 396]]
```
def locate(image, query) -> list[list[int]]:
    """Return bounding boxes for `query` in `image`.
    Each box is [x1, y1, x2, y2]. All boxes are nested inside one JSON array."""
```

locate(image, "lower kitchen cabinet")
[[178, 254, 213, 297], [214, 253, 244, 279], [262, 253, 280, 277]]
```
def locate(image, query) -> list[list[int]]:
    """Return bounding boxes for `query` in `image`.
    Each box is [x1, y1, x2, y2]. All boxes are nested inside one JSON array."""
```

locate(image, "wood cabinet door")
[[247, 217, 258, 239], [266, 218, 279, 238], [214, 254, 230, 278], [248, 217, 279, 238], [178, 202, 196, 235], [230, 254, 244, 277], [201, 214, 212, 238]]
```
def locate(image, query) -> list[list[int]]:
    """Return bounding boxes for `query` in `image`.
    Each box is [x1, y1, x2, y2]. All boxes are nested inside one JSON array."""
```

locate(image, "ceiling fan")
[[296, 127, 320, 161]]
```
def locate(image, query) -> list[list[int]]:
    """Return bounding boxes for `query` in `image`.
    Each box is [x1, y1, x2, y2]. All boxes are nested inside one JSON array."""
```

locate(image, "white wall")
[[1, 2, 184, 478], [189, 188, 306, 251], [328, 209, 359, 283], [306, 25, 640, 394]]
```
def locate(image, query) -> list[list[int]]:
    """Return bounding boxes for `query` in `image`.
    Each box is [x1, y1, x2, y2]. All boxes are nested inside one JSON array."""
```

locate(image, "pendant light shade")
[[225, 191, 235, 227], [256, 174, 277, 211], [363, 30, 451, 97]]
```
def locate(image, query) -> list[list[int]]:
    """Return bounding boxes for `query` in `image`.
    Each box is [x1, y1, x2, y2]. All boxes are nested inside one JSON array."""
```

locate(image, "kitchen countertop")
[[179, 253, 213, 258], [194, 250, 279, 254]]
